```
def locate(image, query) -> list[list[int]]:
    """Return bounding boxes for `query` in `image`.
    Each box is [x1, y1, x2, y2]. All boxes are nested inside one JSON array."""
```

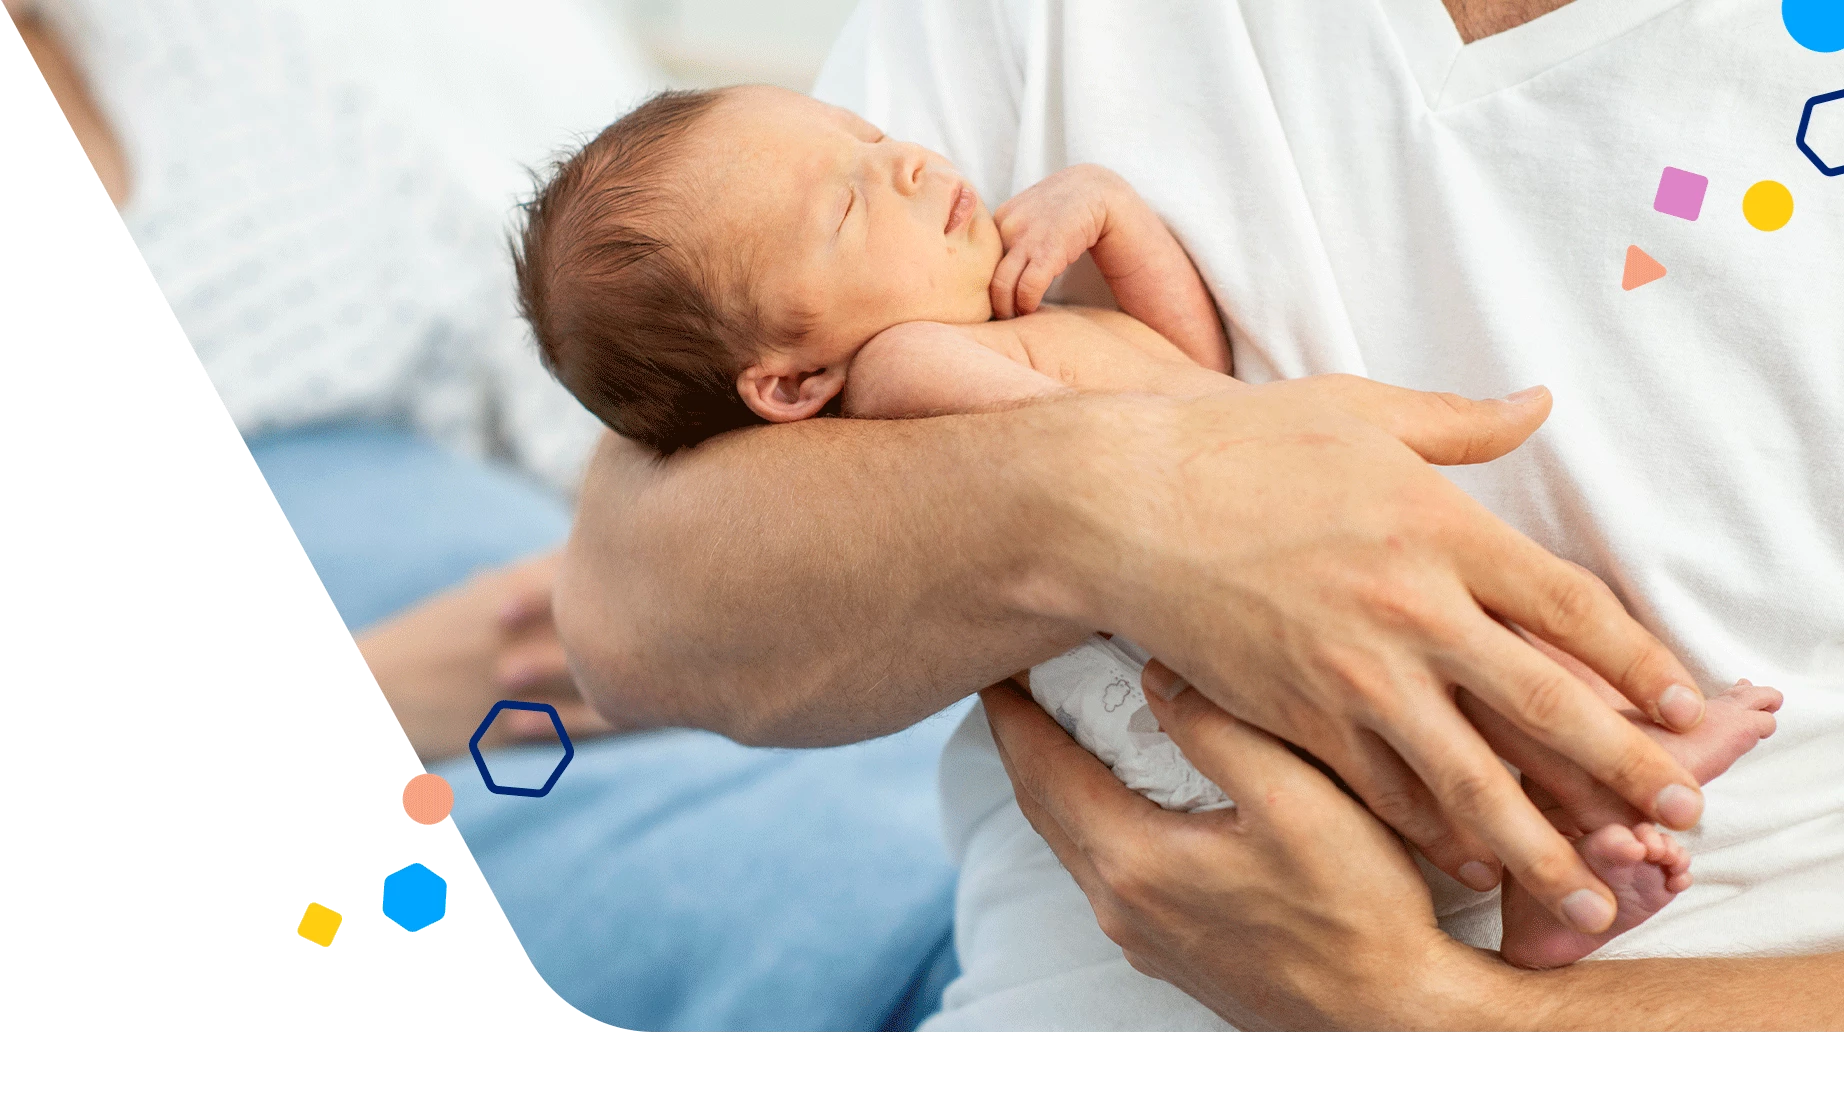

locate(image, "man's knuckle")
[[1616, 641, 1670, 694], [1092, 904, 1136, 948], [1315, 646, 1384, 708], [1538, 572, 1601, 637], [1513, 669, 1573, 728], [1432, 390, 1472, 418], [1354, 575, 1445, 638], [1523, 843, 1581, 893], [1094, 842, 1162, 907], [1434, 766, 1502, 819], [1603, 740, 1655, 792], [1364, 787, 1428, 832]]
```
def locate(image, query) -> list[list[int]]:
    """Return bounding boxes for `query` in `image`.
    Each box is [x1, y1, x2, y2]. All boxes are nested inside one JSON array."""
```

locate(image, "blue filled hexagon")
[[467, 700, 575, 798], [382, 863, 447, 932]]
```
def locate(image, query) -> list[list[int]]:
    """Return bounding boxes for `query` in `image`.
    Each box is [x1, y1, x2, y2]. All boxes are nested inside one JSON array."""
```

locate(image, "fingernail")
[[1657, 684, 1705, 730], [1504, 386, 1547, 402], [1654, 782, 1704, 829], [1561, 889, 1615, 934], [1458, 861, 1499, 891]]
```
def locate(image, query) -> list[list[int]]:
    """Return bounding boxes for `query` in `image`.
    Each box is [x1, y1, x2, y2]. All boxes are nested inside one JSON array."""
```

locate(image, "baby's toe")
[[1661, 835, 1691, 875], [1632, 823, 1666, 858], [1739, 683, 1784, 713], [1581, 824, 1647, 865]]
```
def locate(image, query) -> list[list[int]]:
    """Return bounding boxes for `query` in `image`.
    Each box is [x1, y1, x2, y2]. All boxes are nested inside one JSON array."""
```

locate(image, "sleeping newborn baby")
[[514, 85, 1783, 970]]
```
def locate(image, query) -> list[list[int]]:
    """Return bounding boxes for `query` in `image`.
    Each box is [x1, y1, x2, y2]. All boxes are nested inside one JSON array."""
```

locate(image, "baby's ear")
[[736, 359, 847, 424]]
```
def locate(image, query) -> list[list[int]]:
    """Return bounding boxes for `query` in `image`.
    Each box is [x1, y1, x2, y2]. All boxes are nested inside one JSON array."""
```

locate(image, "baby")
[[515, 85, 1782, 969]]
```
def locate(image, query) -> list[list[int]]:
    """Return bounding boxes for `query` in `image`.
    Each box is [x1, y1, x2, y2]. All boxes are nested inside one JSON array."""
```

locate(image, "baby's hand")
[[990, 164, 1126, 319]]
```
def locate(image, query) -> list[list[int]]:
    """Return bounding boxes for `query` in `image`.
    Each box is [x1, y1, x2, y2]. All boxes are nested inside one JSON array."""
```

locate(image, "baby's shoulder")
[[966, 306, 1191, 367], [849, 318, 1038, 376]]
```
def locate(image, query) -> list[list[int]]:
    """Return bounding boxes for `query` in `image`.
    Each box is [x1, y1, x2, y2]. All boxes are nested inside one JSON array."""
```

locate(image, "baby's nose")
[[890, 144, 929, 195]]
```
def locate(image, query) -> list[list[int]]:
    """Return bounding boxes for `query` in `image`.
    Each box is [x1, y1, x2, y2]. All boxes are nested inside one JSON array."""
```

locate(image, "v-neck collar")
[[1378, 0, 1687, 109]]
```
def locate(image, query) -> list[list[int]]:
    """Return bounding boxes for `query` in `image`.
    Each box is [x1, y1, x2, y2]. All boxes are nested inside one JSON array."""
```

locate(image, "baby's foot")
[[1500, 823, 1691, 970], [1653, 679, 1782, 786], [1507, 680, 1782, 836]]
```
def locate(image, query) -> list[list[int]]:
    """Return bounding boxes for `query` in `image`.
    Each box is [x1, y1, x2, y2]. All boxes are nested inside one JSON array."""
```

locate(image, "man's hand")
[[360, 550, 609, 762], [1043, 380, 1708, 932], [559, 370, 1704, 928], [982, 676, 1494, 1030], [990, 672, 1844, 1031]]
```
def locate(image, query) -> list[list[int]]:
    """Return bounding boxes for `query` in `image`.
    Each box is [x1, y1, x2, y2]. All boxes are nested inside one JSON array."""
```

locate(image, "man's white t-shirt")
[[815, 0, 1844, 1028]]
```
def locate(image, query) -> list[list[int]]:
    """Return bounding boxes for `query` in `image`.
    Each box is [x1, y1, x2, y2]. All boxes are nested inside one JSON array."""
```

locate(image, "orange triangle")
[[1622, 245, 1666, 290]]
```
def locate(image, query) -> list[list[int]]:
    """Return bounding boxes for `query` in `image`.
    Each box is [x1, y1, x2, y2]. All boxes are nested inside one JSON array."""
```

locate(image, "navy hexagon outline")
[[467, 699, 575, 797], [1797, 89, 1844, 177]]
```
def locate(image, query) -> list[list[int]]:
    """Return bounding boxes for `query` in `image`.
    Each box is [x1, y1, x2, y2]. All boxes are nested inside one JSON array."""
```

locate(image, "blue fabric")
[[248, 423, 575, 631], [247, 424, 961, 1030]]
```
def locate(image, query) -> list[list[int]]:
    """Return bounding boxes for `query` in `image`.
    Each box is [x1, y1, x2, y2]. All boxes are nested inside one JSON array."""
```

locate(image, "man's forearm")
[[1454, 949, 1844, 1030], [556, 404, 1106, 745]]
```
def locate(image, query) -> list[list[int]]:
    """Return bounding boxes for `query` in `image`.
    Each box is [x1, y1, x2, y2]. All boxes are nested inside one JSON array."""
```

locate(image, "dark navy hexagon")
[[382, 863, 447, 932], [467, 700, 575, 798], [1796, 89, 1844, 177]]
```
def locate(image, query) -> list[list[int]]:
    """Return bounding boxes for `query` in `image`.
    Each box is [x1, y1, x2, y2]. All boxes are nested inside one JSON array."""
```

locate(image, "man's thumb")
[[1304, 376, 1552, 465]]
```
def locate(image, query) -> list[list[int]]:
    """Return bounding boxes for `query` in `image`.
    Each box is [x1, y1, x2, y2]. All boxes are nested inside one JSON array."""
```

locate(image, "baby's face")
[[688, 87, 1002, 371]]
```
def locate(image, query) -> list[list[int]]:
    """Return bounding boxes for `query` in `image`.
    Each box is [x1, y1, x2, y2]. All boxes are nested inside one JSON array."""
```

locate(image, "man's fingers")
[[1140, 662, 1320, 812], [1324, 728, 1505, 890], [1443, 616, 1702, 830], [1457, 688, 1641, 835], [1373, 691, 1620, 933], [496, 639, 573, 692], [1293, 376, 1552, 466], [1466, 544, 1707, 738], [497, 587, 552, 631], [980, 682, 1153, 885], [1143, 662, 1502, 891], [981, 685, 1113, 896]]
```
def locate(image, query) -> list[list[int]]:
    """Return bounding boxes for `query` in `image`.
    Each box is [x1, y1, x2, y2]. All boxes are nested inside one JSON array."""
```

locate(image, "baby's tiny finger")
[[1016, 258, 1057, 315], [989, 254, 1026, 318]]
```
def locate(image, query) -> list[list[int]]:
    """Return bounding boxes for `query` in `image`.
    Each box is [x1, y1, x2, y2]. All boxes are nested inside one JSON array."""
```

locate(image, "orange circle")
[[402, 773, 454, 824]]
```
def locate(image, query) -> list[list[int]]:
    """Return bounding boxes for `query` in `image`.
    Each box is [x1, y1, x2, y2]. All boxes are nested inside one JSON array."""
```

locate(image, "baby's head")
[[516, 85, 1002, 452]]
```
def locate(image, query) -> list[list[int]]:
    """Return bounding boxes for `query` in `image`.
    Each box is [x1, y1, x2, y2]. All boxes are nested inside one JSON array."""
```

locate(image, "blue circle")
[[1784, 0, 1844, 52]]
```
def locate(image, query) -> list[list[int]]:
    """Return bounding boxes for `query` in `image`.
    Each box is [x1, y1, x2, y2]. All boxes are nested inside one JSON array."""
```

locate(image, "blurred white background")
[[611, 0, 859, 89], [6, 0, 872, 496]]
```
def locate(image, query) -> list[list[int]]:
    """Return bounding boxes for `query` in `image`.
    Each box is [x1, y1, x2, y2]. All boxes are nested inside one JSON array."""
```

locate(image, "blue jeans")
[[249, 425, 963, 1030]]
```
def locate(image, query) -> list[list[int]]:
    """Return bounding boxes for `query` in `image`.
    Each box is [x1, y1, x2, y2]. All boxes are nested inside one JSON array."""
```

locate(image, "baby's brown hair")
[[514, 88, 788, 453]]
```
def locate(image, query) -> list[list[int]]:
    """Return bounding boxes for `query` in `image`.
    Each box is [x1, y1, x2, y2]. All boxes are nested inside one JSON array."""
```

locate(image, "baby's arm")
[[842, 309, 1236, 421], [840, 321, 1068, 419], [990, 165, 1231, 373]]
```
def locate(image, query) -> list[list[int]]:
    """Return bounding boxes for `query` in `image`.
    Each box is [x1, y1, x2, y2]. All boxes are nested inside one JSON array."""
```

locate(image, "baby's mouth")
[[945, 183, 975, 236]]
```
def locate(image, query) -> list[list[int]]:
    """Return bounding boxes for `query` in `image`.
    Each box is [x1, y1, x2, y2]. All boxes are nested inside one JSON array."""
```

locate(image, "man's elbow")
[[552, 540, 788, 745]]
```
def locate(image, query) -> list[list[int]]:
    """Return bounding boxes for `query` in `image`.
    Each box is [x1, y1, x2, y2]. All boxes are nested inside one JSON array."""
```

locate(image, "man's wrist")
[[1002, 393, 1194, 644], [1414, 945, 1533, 1030]]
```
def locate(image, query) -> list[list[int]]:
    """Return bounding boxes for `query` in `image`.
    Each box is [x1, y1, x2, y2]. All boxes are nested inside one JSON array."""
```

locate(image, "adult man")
[[560, 0, 1844, 1026]]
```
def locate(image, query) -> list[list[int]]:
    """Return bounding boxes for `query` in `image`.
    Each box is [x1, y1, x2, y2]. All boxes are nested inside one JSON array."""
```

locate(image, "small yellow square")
[[297, 902, 342, 947]]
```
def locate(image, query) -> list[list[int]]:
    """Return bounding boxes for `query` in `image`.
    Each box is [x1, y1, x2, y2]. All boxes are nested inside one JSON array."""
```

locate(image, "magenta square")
[[1653, 167, 1708, 221]]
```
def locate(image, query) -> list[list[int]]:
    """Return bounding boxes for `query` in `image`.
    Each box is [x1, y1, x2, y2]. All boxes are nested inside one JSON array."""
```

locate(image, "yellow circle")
[[1742, 180, 1794, 231]]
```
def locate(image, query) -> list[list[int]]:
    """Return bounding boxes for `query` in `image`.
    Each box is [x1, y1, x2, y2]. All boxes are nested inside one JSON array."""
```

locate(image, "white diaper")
[[1028, 634, 1232, 813]]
